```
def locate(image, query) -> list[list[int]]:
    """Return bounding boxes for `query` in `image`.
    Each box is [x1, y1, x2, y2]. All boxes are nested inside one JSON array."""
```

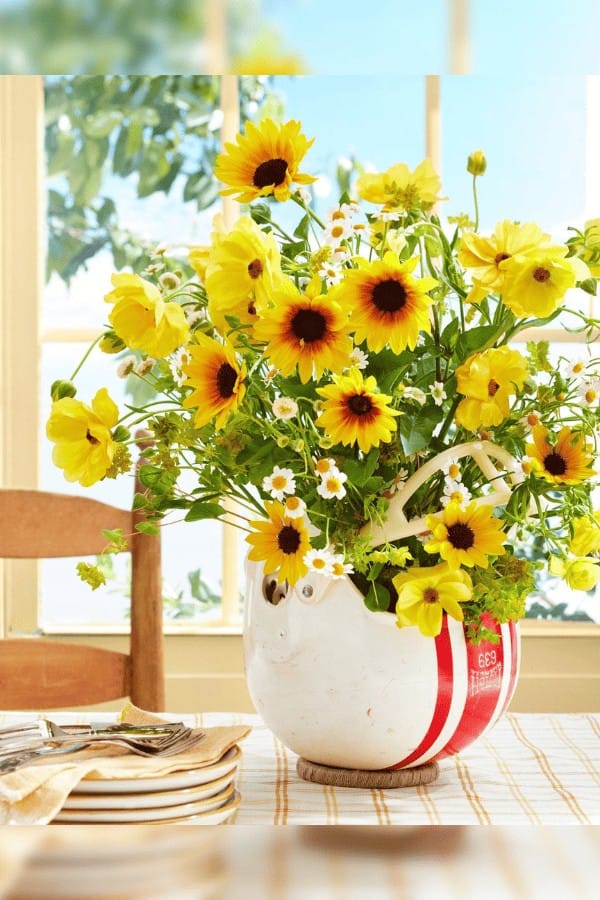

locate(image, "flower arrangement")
[[47, 117, 600, 643]]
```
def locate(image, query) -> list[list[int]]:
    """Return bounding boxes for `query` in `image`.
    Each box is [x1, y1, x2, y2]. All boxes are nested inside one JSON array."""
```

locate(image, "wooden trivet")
[[296, 757, 439, 789]]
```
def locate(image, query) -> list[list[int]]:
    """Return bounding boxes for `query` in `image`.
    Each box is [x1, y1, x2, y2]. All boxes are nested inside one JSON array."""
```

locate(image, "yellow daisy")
[[315, 368, 400, 454], [455, 345, 528, 431], [393, 563, 473, 638], [425, 501, 506, 570], [46, 388, 118, 487], [333, 251, 436, 354], [214, 118, 316, 203], [205, 216, 282, 338], [458, 220, 549, 304], [499, 247, 578, 318], [246, 500, 311, 586], [526, 425, 596, 485], [356, 158, 443, 212], [253, 277, 353, 383], [182, 335, 246, 430]]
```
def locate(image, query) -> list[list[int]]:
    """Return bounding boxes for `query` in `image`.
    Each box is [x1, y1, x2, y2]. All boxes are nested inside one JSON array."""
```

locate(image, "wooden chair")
[[0, 478, 164, 711]]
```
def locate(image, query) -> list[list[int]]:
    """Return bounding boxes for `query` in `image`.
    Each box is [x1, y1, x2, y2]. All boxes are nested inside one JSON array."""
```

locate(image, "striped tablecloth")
[[196, 711, 600, 825], [1, 710, 598, 825]]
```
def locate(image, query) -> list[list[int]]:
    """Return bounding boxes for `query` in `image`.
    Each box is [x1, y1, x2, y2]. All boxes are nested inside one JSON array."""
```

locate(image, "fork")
[[0, 730, 206, 774]]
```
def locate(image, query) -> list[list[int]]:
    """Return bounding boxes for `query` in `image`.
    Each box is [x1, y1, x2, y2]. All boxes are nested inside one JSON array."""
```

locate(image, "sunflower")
[[393, 563, 473, 638], [182, 335, 246, 430], [214, 118, 316, 203], [526, 425, 596, 485], [355, 158, 443, 212], [332, 251, 436, 354], [424, 501, 506, 570], [455, 345, 528, 431], [246, 500, 311, 585], [458, 220, 549, 304], [205, 216, 282, 338], [253, 277, 353, 383], [315, 368, 400, 454], [499, 247, 578, 318]]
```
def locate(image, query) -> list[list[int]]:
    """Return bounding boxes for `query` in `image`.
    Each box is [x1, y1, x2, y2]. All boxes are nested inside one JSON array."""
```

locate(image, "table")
[[1, 710, 598, 825]]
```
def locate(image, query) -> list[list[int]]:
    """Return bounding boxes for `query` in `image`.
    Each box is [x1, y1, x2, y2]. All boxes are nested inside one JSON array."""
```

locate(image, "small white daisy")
[[283, 496, 306, 519], [152, 242, 169, 257], [441, 479, 472, 507], [442, 457, 462, 482], [351, 221, 368, 234], [323, 219, 353, 246], [295, 186, 312, 205], [317, 470, 348, 500], [159, 271, 180, 291], [562, 357, 589, 381], [377, 210, 403, 224], [520, 409, 542, 430], [304, 548, 335, 576], [262, 466, 296, 501], [314, 457, 338, 477], [318, 263, 344, 286], [331, 554, 354, 578], [169, 347, 191, 387], [116, 355, 136, 378], [579, 378, 600, 407], [272, 397, 299, 420], [185, 308, 205, 327], [344, 346, 369, 371], [326, 205, 353, 225], [403, 386, 427, 405], [431, 381, 447, 407]]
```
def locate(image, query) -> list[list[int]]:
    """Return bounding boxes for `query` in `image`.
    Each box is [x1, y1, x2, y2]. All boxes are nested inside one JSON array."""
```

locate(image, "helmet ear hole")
[[262, 575, 288, 605]]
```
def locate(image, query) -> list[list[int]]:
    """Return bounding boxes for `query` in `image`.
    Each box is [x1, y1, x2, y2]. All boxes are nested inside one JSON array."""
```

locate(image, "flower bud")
[[276, 435, 290, 448], [292, 439, 305, 453], [159, 271, 181, 292], [467, 150, 487, 176], [112, 425, 131, 443], [50, 379, 76, 400], [99, 331, 126, 354]]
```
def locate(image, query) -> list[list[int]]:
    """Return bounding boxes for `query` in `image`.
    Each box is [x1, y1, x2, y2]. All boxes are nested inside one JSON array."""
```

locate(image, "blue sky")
[[261, 0, 600, 75]]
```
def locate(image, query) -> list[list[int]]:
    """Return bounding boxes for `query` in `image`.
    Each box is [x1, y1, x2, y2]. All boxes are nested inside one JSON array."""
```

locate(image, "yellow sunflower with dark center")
[[332, 251, 437, 354], [182, 334, 246, 430], [253, 277, 353, 382], [424, 500, 506, 569], [246, 500, 311, 585], [315, 368, 401, 453], [214, 118, 316, 203], [527, 425, 596, 485]]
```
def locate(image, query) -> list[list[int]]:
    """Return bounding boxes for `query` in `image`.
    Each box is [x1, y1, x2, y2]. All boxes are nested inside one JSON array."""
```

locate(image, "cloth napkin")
[[0, 705, 251, 825]]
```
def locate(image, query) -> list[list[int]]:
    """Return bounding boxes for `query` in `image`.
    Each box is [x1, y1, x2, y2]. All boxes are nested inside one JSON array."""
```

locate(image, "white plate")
[[53, 782, 235, 823], [71, 745, 241, 794], [54, 791, 241, 826], [63, 769, 236, 810]]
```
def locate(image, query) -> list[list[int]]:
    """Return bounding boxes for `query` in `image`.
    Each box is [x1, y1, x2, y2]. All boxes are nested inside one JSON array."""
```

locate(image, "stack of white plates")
[[52, 745, 242, 825]]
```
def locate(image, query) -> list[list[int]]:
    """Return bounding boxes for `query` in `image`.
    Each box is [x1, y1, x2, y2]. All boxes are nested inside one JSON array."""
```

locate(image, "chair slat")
[[0, 640, 130, 709]]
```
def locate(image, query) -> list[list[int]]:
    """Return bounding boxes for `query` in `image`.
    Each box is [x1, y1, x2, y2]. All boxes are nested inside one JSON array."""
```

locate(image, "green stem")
[[472, 174, 480, 231], [292, 195, 326, 229], [69, 333, 103, 381], [437, 395, 461, 443]]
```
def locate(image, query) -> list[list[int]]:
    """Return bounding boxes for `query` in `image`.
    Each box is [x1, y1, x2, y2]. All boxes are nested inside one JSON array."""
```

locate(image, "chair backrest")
[[0, 481, 164, 711]]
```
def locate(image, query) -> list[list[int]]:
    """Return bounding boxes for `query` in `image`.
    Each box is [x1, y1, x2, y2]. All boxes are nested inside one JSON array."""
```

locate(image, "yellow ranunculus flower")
[[393, 563, 473, 637], [550, 556, 600, 591], [105, 273, 190, 359], [458, 220, 549, 304], [455, 345, 528, 431], [356, 158, 443, 212], [499, 246, 577, 318], [569, 512, 600, 556], [46, 388, 119, 487]]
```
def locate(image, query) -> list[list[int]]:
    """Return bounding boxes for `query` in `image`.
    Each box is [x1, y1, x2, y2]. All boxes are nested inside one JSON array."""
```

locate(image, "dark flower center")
[[446, 522, 475, 550], [86, 430, 99, 445], [423, 588, 439, 604], [533, 266, 551, 283], [347, 394, 373, 416], [291, 308, 327, 343], [247, 258, 263, 279], [278, 524, 301, 554], [488, 379, 500, 397], [216, 362, 238, 399], [253, 158, 289, 189], [371, 278, 407, 314], [543, 452, 567, 475], [494, 252, 511, 265]]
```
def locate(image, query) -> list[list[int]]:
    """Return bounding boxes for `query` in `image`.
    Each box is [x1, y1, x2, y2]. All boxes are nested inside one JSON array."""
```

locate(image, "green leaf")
[[135, 521, 160, 536], [294, 214, 310, 240], [344, 449, 379, 487], [83, 110, 124, 138], [250, 201, 272, 224], [364, 582, 391, 613], [184, 501, 226, 522], [578, 277, 597, 296], [399, 407, 444, 455], [455, 325, 498, 361]]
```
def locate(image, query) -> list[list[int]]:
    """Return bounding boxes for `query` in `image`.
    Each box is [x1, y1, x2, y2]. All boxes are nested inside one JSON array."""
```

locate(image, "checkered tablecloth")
[[1, 711, 598, 825]]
